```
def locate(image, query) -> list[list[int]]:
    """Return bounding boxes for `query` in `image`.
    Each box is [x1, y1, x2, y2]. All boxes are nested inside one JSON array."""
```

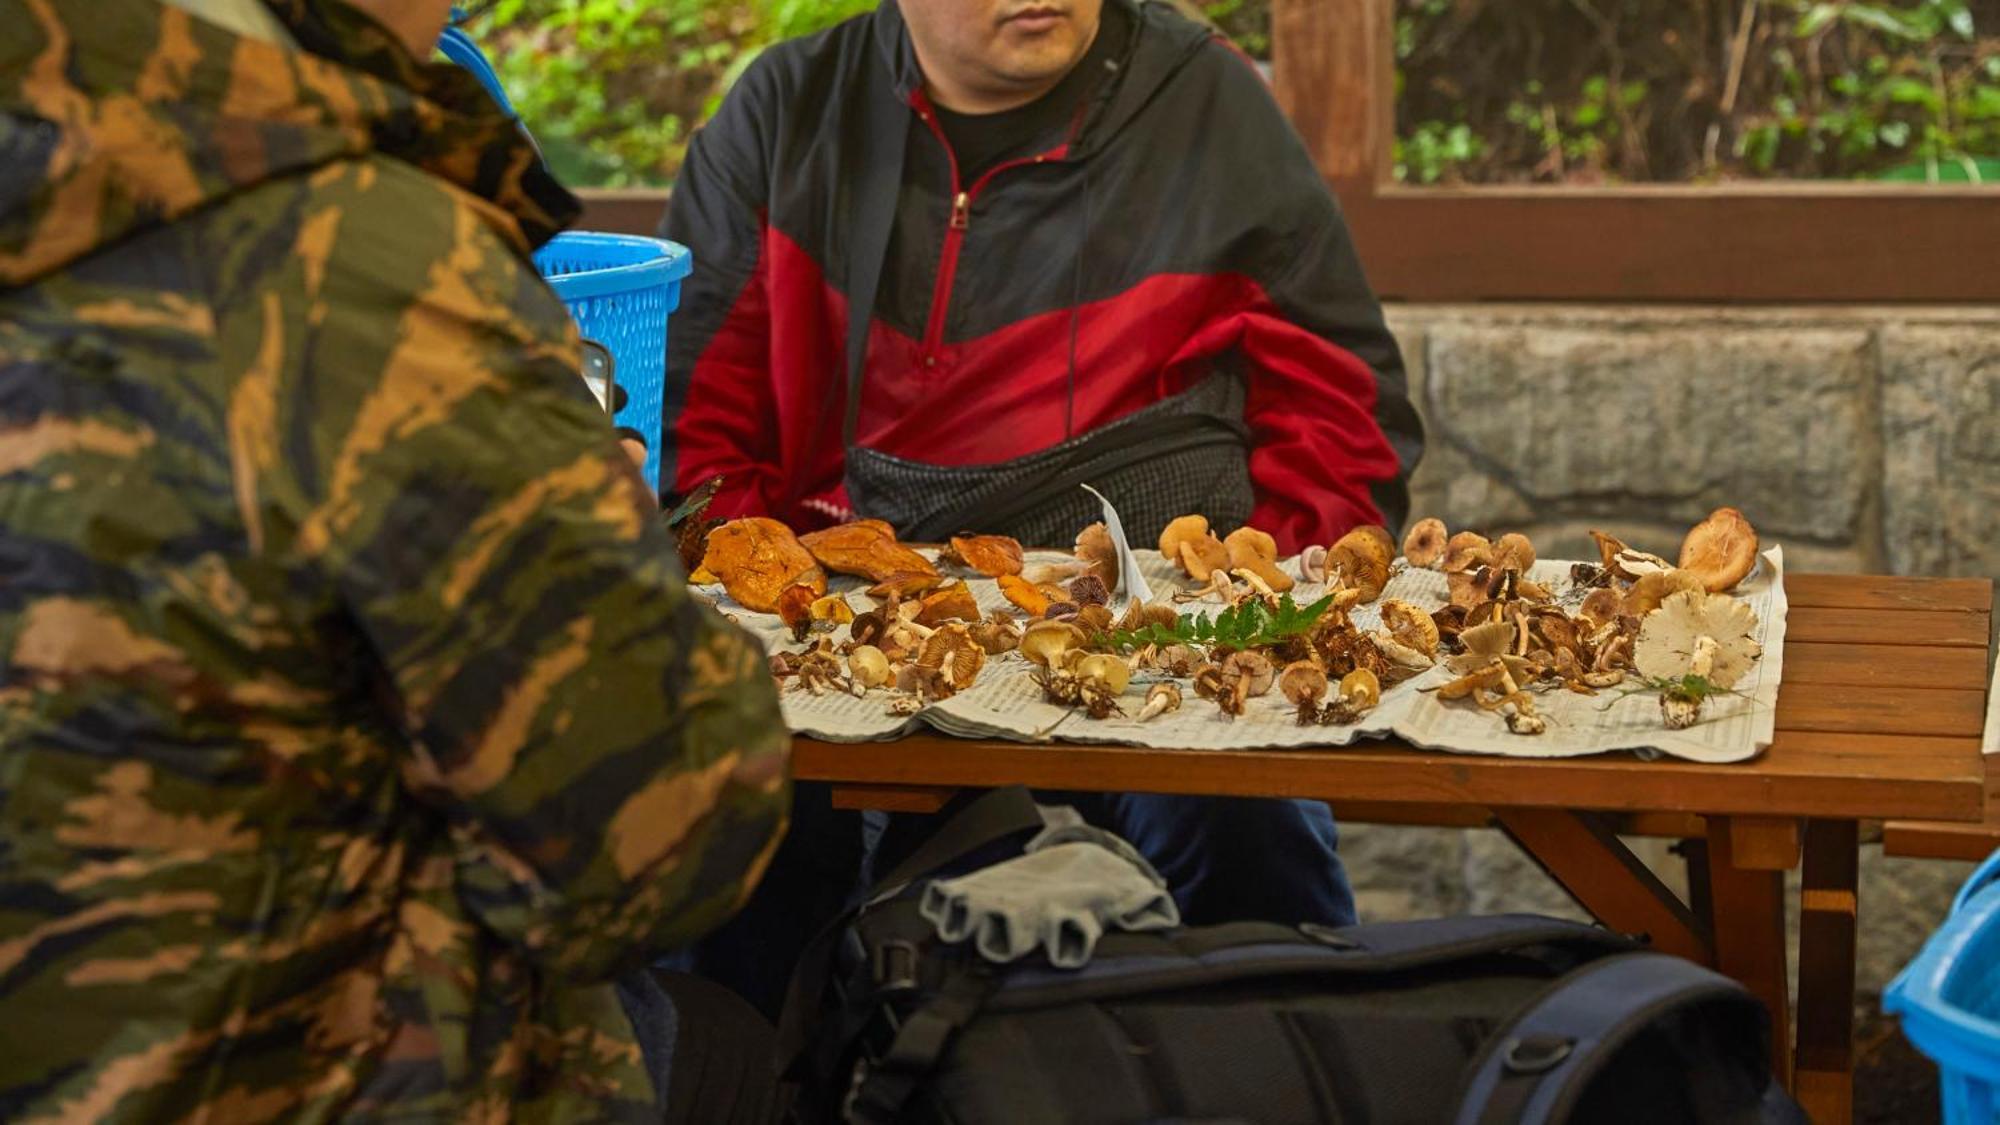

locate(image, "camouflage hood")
[[0, 0, 578, 289]]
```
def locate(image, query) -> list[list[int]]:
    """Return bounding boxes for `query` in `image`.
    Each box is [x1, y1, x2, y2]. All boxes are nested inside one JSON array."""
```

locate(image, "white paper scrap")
[[1080, 483, 1154, 602]]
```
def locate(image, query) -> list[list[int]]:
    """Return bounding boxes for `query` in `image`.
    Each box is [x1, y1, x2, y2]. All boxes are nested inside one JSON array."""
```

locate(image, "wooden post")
[[1794, 819, 1861, 1125], [1706, 815, 1795, 1085]]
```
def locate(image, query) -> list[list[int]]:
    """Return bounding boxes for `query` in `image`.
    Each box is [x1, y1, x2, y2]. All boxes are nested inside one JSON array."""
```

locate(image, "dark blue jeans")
[[688, 782, 1357, 1020]]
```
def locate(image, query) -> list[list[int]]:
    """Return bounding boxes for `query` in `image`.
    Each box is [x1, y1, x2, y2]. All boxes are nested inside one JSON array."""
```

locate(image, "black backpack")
[[778, 787, 1805, 1125]]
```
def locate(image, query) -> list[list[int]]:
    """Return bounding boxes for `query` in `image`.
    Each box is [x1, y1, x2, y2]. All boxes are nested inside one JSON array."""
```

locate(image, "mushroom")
[[1338, 668, 1381, 711], [916, 582, 981, 626], [1073, 653, 1133, 696], [1577, 588, 1624, 630], [1073, 604, 1115, 633], [969, 611, 1023, 655], [1225, 527, 1296, 593], [997, 575, 1054, 617], [847, 645, 891, 690], [1402, 518, 1449, 568], [1074, 522, 1120, 590], [1220, 651, 1276, 697], [776, 583, 819, 642], [1327, 525, 1395, 602], [1297, 544, 1331, 583], [1177, 537, 1231, 582], [1447, 619, 1532, 677], [1138, 681, 1183, 721], [1635, 591, 1761, 689], [1280, 660, 1329, 723], [1590, 530, 1674, 582], [1490, 532, 1537, 576], [1678, 507, 1760, 593], [916, 624, 986, 693], [1067, 573, 1112, 608], [1441, 532, 1493, 574], [1379, 599, 1440, 657], [1368, 631, 1435, 678], [1633, 590, 1763, 730], [1624, 568, 1705, 618], [810, 594, 856, 627], [1019, 620, 1087, 669], [1159, 516, 1215, 572]]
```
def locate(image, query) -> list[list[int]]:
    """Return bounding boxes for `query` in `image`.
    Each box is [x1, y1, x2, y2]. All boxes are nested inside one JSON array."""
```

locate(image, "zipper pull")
[[950, 191, 970, 230]]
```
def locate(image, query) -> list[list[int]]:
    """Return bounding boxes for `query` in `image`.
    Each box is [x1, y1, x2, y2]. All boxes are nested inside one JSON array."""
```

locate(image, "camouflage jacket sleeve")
[[262, 160, 791, 982]]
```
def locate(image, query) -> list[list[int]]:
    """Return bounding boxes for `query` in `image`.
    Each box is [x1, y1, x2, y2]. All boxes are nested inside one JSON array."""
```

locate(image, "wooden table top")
[[793, 573, 1994, 823]]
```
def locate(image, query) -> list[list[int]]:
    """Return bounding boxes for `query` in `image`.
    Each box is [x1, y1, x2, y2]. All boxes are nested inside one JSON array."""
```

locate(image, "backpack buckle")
[[1501, 1034, 1575, 1075], [872, 940, 921, 993]]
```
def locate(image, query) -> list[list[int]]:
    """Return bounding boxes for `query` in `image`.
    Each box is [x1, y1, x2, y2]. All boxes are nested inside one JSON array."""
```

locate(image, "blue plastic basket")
[[534, 233, 693, 492], [438, 20, 691, 492], [1884, 848, 2000, 1124]]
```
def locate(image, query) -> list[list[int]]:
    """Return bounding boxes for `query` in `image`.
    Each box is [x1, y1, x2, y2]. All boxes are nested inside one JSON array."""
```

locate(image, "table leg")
[[1706, 815, 1795, 1086], [1494, 808, 1710, 963], [1794, 819, 1860, 1125]]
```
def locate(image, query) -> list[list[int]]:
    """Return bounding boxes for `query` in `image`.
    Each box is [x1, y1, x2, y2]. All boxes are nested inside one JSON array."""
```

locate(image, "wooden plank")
[[1774, 685, 1986, 739], [1706, 816, 1794, 1084], [1786, 574, 1993, 614], [576, 188, 666, 236], [792, 729, 1984, 822], [1727, 817, 1801, 871], [1337, 187, 2000, 304], [1786, 606, 1989, 648], [1494, 809, 1709, 963], [1782, 642, 1988, 691], [1795, 820, 1862, 1125], [829, 784, 955, 814], [1883, 819, 2000, 862], [1271, 0, 1390, 184]]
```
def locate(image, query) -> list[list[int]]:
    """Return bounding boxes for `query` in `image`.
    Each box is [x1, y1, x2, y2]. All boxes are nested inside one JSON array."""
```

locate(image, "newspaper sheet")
[[700, 546, 1788, 763]]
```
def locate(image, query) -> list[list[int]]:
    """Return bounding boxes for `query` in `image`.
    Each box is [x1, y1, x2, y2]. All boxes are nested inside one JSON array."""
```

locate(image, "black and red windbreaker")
[[660, 0, 1422, 554]]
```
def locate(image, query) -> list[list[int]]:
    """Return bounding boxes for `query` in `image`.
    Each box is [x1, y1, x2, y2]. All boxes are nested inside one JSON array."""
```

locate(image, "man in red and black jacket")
[[665, 0, 1421, 1016]]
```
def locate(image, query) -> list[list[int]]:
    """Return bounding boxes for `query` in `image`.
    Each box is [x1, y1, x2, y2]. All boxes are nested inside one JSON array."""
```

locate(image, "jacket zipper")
[[912, 97, 1065, 360]]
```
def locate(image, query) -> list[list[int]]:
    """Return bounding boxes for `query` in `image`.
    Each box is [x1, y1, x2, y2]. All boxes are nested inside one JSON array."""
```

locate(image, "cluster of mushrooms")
[[1405, 506, 1766, 733], [736, 501, 1768, 735]]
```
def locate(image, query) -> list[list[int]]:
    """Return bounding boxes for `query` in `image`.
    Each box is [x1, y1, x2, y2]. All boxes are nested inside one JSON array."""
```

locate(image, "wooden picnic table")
[[793, 572, 1994, 1125]]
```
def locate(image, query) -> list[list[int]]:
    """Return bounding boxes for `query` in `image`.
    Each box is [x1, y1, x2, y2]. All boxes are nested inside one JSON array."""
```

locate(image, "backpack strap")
[[841, 967, 1004, 1124], [776, 786, 1044, 1080], [1451, 952, 1760, 1125]]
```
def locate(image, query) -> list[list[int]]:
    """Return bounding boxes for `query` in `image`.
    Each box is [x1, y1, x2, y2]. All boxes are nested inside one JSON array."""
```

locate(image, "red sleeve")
[[671, 238, 786, 522], [1237, 302, 1402, 556]]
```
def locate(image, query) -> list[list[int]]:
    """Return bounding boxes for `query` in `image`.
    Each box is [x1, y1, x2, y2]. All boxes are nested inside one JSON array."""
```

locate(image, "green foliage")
[[1106, 593, 1334, 652], [1396, 0, 2000, 183], [475, 0, 871, 187]]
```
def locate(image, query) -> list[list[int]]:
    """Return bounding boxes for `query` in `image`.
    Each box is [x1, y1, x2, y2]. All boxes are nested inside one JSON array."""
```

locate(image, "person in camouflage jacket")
[[0, 0, 791, 1119]]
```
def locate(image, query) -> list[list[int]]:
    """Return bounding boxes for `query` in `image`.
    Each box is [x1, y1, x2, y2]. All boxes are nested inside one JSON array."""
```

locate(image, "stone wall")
[[1344, 302, 2000, 999]]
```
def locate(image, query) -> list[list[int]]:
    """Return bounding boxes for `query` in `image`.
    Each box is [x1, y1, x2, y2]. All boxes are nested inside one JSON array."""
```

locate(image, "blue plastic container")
[[1885, 847, 2000, 1123], [438, 21, 691, 492], [534, 233, 692, 491]]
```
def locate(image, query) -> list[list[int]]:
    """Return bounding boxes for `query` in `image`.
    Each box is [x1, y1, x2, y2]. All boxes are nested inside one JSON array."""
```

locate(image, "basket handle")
[[1954, 847, 2000, 915]]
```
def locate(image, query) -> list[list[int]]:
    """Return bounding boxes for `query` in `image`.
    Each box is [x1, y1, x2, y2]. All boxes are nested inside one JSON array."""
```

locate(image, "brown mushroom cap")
[[1222, 650, 1277, 696], [1678, 507, 1760, 593], [1158, 515, 1211, 566], [1329, 525, 1395, 602], [1491, 532, 1537, 575], [1224, 527, 1280, 568], [1279, 660, 1329, 705], [1178, 535, 1232, 582], [1402, 518, 1449, 568], [1339, 668, 1382, 710], [1441, 532, 1494, 575], [1380, 599, 1440, 657], [1074, 522, 1120, 589], [1624, 568, 1705, 618]]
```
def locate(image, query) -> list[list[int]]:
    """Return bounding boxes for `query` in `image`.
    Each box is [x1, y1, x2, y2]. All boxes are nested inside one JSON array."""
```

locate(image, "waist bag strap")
[[1451, 952, 1759, 1125]]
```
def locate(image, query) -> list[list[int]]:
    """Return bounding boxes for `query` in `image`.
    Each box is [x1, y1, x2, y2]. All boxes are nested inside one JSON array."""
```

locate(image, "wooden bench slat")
[[1786, 574, 1993, 614], [1786, 607, 1990, 648], [1780, 642, 1989, 690], [1883, 820, 2000, 862], [1775, 685, 1987, 738]]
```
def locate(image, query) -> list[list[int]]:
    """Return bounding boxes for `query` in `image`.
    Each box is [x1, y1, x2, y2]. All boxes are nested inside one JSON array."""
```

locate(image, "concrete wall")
[[1345, 302, 2000, 998]]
